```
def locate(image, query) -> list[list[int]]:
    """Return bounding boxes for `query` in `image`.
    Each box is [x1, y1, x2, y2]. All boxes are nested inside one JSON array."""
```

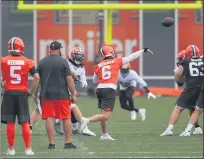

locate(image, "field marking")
[[96, 151, 203, 154]]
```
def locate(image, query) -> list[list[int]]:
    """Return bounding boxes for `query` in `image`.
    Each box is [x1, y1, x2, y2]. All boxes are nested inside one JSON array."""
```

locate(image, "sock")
[[102, 133, 108, 136], [55, 119, 61, 123], [72, 122, 78, 130], [186, 123, 193, 131], [6, 122, 15, 148], [134, 108, 139, 113], [167, 124, 174, 131], [21, 122, 31, 149], [195, 124, 200, 128]]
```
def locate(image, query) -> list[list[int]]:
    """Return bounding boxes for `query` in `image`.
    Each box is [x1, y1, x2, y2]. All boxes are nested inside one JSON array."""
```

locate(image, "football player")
[[54, 46, 96, 136], [79, 45, 153, 140], [160, 45, 203, 136], [1, 37, 39, 155], [176, 50, 202, 135], [118, 63, 156, 121]]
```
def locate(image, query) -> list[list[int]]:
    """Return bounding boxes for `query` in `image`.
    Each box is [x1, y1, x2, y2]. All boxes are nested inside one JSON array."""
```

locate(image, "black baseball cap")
[[50, 41, 63, 50]]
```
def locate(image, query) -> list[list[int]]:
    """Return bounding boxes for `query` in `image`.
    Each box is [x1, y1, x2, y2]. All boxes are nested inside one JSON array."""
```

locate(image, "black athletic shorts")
[[96, 88, 117, 111], [195, 89, 204, 109], [1, 91, 30, 124], [176, 86, 201, 109]]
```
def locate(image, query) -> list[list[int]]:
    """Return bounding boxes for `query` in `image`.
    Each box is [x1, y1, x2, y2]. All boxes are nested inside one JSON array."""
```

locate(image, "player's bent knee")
[[71, 103, 77, 109]]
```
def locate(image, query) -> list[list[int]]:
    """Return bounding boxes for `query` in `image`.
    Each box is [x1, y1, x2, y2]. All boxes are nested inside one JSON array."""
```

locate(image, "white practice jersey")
[[67, 59, 87, 85], [118, 70, 147, 90]]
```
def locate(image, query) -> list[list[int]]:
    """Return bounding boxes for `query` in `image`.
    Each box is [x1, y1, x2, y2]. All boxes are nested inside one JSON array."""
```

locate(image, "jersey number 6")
[[10, 66, 22, 84], [102, 65, 111, 80]]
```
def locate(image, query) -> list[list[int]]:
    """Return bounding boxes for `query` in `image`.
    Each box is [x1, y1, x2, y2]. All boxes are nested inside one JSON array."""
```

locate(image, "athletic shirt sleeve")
[[79, 67, 87, 83], [132, 70, 148, 87]]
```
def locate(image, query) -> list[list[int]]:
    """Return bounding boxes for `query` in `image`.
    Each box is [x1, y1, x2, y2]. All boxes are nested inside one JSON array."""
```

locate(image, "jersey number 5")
[[102, 65, 111, 80], [189, 62, 204, 76], [10, 66, 22, 84]]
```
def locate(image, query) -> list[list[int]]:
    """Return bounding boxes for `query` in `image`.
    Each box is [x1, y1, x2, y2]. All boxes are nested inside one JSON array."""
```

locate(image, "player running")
[[118, 63, 156, 121], [176, 50, 202, 135], [54, 46, 96, 136], [79, 45, 153, 140], [179, 54, 203, 136], [160, 45, 203, 136], [1, 37, 39, 155]]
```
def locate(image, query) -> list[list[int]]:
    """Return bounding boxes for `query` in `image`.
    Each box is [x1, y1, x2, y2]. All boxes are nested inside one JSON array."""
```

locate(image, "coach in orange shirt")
[[37, 41, 77, 149]]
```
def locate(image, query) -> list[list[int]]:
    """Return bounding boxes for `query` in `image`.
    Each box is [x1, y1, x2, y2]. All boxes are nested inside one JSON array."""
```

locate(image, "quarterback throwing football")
[[79, 45, 153, 140]]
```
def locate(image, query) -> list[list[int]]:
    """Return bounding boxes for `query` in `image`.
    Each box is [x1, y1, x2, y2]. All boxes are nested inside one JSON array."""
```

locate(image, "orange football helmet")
[[100, 45, 115, 59], [8, 37, 24, 53], [177, 50, 186, 61], [70, 46, 84, 64], [185, 45, 200, 58]]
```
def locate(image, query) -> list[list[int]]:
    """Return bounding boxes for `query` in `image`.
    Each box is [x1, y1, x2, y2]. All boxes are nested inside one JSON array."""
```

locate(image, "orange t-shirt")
[[1, 55, 35, 92], [94, 58, 123, 85]]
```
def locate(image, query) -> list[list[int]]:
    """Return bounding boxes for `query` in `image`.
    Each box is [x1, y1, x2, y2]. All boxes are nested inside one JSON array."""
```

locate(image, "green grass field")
[[1, 96, 203, 158]]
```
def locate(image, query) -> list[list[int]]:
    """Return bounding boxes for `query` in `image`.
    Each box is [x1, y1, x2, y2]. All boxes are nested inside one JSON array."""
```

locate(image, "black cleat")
[[48, 144, 55, 149], [64, 143, 77, 149]]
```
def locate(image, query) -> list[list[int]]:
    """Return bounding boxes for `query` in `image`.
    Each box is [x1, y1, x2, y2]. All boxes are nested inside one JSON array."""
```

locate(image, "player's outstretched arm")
[[122, 48, 153, 65]]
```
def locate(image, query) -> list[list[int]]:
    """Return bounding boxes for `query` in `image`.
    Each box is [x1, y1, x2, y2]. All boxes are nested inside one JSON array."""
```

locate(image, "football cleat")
[[64, 143, 77, 149], [139, 109, 146, 121], [79, 117, 89, 133], [193, 127, 202, 135], [100, 134, 116, 140], [130, 111, 136, 120], [82, 126, 96, 136], [179, 129, 191, 136], [6, 148, 15, 155], [25, 148, 34, 155], [160, 129, 173, 136]]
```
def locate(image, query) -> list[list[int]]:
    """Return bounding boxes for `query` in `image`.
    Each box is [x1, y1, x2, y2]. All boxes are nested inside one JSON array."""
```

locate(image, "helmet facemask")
[[73, 53, 84, 64]]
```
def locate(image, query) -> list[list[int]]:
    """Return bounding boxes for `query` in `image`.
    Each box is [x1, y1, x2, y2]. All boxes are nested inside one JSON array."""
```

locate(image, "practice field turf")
[[1, 96, 203, 158]]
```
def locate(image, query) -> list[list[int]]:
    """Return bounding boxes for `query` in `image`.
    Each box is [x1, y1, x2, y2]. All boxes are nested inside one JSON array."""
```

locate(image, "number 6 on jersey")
[[102, 65, 111, 80]]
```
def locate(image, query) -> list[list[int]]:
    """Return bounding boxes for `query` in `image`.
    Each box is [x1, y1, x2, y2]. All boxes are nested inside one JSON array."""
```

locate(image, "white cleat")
[[160, 129, 173, 136], [79, 117, 89, 133], [139, 109, 146, 121], [25, 148, 34, 155], [6, 148, 15, 155], [100, 134, 116, 140], [193, 127, 202, 135], [180, 130, 191, 136], [130, 111, 136, 120], [82, 126, 96, 136]]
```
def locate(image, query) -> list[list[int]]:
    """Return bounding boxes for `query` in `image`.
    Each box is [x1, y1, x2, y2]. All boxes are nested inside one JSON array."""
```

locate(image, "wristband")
[[143, 48, 148, 52]]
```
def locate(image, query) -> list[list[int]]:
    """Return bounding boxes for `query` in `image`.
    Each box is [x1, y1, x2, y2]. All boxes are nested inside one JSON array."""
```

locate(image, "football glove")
[[148, 92, 156, 99]]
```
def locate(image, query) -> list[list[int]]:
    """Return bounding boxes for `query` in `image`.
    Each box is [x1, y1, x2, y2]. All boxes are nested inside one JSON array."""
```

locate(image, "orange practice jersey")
[[1, 55, 35, 92], [94, 58, 123, 85]]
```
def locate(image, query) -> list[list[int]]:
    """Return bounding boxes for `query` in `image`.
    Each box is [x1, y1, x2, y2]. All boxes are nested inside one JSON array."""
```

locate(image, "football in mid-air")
[[161, 17, 174, 27]]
